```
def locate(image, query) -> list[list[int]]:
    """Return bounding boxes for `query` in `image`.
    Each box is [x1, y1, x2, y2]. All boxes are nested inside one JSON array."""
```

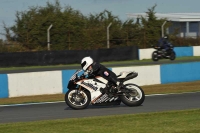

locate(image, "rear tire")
[[120, 84, 145, 107], [170, 51, 176, 60], [65, 89, 91, 110]]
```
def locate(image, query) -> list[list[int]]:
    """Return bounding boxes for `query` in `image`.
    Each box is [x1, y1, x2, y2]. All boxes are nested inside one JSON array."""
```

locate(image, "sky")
[[0, 0, 200, 40]]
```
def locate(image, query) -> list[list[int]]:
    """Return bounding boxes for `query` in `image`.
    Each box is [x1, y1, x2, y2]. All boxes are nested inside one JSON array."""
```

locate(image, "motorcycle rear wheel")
[[120, 84, 145, 106], [65, 89, 91, 110], [170, 51, 176, 60]]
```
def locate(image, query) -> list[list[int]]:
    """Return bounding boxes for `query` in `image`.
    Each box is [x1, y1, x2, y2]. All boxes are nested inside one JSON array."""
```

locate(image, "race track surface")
[[0, 92, 200, 124]]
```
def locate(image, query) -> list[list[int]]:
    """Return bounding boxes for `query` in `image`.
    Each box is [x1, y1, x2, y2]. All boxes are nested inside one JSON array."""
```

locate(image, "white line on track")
[[0, 91, 200, 107], [0, 101, 65, 107], [146, 91, 200, 96]]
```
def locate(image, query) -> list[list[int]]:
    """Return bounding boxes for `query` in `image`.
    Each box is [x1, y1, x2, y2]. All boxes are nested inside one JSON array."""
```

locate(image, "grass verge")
[[0, 56, 200, 71], [1, 81, 200, 105], [0, 109, 199, 133]]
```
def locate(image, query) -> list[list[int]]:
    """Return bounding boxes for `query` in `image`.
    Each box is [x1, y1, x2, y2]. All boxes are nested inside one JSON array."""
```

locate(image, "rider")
[[81, 56, 120, 93], [157, 35, 171, 53]]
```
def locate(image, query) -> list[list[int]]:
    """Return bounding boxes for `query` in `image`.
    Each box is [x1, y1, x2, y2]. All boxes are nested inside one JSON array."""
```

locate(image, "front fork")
[[75, 85, 86, 98]]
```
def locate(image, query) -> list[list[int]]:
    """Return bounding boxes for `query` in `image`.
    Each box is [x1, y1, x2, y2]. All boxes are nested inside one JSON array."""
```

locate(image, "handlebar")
[[151, 45, 160, 48]]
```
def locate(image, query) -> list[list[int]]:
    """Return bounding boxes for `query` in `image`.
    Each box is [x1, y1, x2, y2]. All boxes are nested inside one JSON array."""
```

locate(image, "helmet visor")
[[81, 61, 86, 69]]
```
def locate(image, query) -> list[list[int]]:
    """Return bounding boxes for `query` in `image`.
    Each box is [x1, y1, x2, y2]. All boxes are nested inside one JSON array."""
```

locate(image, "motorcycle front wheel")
[[65, 89, 91, 110], [120, 84, 145, 107], [152, 51, 159, 61]]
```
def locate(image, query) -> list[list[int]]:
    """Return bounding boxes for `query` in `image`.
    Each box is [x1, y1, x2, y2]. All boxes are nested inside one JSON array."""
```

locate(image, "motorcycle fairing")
[[76, 78, 106, 101], [76, 77, 120, 104]]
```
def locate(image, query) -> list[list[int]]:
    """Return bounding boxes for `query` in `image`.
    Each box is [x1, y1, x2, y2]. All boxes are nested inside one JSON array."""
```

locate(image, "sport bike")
[[65, 69, 145, 110], [152, 44, 176, 61]]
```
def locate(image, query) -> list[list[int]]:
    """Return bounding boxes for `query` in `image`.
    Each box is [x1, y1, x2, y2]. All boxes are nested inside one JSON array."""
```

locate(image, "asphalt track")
[[0, 92, 200, 124]]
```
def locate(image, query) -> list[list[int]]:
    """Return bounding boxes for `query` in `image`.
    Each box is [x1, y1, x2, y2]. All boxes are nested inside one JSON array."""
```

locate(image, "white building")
[[126, 13, 200, 38]]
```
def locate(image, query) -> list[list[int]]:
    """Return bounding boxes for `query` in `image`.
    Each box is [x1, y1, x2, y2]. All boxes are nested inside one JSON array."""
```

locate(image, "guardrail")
[[1, 61, 200, 98]]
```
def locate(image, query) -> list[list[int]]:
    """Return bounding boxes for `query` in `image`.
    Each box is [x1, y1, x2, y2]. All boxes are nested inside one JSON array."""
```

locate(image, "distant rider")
[[157, 35, 171, 54], [81, 56, 121, 93]]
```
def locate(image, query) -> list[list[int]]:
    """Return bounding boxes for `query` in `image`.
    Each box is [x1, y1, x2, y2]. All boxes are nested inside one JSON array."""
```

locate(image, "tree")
[[4, 0, 87, 51], [120, 19, 142, 46], [2, 1, 172, 52], [140, 4, 168, 48], [83, 10, 124, 49]]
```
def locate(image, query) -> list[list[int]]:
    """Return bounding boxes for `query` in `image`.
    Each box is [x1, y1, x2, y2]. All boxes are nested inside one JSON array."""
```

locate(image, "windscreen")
[[70, 69, 83, 80]]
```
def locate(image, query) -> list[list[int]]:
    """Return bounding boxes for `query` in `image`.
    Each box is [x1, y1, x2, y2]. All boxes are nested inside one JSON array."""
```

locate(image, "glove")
[[84, 71, 89, 76], [106, 83, 111, 88]]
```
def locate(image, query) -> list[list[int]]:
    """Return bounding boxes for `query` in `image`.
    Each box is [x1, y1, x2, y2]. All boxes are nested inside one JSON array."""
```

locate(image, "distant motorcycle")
[[65, 70, 145, 110], [152, 44, 176, 61]]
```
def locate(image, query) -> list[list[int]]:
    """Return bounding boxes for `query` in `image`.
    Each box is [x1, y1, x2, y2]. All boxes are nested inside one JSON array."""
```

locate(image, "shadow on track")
[[64, 103, 144, 110]]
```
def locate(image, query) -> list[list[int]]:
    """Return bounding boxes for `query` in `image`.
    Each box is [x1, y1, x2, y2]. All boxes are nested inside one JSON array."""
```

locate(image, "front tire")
[[152, 51, 159, 61], [120, 84, 145, 107], [65, 89, 91, 110]]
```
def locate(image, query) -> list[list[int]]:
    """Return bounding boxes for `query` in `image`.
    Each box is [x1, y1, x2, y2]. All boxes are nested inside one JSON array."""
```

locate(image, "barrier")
[[138, 48, 155, 60], [193, 46, 200, 56], [8, 71, 62, 97], [62, 70, 77, 93], [161, 62, 200, 84], [139, 46, 197, 60], [0, 74, 8, 98], [1, 61, 200, 98], [174, 47, 193, 57]]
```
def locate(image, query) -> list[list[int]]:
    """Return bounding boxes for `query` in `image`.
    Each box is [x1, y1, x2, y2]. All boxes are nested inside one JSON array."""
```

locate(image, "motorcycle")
[[65, 69, 145, 110], [152, 44, 176, 61]]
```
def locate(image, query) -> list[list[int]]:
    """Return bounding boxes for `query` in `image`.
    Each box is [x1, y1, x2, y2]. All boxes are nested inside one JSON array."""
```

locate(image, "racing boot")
[[115, 86, 122, 93], [100, 87, 109, 94], [115, 82, 123, 93], [110, 86, 117, 93], [108, 85, 122, 94]]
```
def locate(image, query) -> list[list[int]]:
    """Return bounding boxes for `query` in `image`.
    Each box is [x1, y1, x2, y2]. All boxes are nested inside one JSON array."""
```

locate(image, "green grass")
[[0, 56, 200, 71], [0, 64, 80, 71], [0, 109, 199, 133]]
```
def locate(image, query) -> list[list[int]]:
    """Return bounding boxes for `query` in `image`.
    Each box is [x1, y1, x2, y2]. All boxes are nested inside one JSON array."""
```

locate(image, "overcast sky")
[[0, 0, 200, 39]]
